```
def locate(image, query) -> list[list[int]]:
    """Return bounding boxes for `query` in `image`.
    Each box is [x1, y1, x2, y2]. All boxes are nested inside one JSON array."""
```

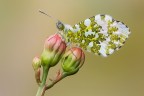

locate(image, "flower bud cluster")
[[32, 33, 85, 91]]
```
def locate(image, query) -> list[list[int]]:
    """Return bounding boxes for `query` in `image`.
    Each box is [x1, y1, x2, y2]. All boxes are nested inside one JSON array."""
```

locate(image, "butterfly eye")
[[56, 21, 64, 31]]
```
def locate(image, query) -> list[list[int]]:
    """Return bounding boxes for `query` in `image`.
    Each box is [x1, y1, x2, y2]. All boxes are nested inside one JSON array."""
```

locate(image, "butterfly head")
[[56, 21, 65, 31]]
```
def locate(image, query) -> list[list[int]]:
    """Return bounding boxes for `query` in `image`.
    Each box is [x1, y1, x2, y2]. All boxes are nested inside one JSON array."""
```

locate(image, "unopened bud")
[[41, 34, 66, 67], [32, 56, 41, 71], [32, 56, 41, 84], [61, 47, 85, 75]]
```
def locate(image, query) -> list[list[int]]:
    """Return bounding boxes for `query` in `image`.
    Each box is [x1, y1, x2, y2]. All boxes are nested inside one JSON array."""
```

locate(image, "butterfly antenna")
[[39, 10, 58, 22]]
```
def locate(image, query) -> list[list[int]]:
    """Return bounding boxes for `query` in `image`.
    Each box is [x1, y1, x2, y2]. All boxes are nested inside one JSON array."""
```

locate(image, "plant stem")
[[36, 66, 49, 96], [46, 72, 67, 90]]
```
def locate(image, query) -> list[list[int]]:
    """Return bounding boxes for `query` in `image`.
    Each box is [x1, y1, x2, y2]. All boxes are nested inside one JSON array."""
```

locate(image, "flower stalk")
[[46, 71, 68, 90], [36, 66, 49, 96]]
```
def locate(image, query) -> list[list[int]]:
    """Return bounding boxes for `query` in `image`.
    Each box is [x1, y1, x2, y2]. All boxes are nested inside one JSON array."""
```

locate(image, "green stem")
[[45, 72, 67, 90], [36, 66, 49, 96]]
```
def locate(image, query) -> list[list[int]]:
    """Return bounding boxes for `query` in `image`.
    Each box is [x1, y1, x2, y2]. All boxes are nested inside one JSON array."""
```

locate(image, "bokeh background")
[[0, 0, 144, 96]]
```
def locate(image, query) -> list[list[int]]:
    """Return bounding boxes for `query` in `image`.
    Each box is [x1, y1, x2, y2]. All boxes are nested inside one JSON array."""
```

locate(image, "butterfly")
[[40, 11, 131, 57]]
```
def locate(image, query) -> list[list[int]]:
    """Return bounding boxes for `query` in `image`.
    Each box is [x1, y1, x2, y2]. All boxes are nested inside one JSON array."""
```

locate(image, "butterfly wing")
[[67, 14, 131, 57]]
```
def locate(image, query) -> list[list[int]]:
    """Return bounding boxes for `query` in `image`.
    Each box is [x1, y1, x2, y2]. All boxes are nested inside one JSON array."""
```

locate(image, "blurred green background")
[[0, 0, 144, 96]]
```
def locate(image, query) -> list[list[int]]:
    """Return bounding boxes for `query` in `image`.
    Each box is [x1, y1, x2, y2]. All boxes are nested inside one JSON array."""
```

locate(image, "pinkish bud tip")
[[44, 34, 65, 51]]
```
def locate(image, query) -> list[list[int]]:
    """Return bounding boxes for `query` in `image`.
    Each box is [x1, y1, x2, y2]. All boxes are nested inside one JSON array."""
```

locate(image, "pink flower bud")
[[32, 56, 41, 84], [32, 56, 41, 71], [41, 34, 66, 67], [61, 47, 85, 75]]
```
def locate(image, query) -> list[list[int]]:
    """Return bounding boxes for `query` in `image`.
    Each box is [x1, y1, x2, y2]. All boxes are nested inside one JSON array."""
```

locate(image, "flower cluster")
[[32, 34, 85, 96]]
